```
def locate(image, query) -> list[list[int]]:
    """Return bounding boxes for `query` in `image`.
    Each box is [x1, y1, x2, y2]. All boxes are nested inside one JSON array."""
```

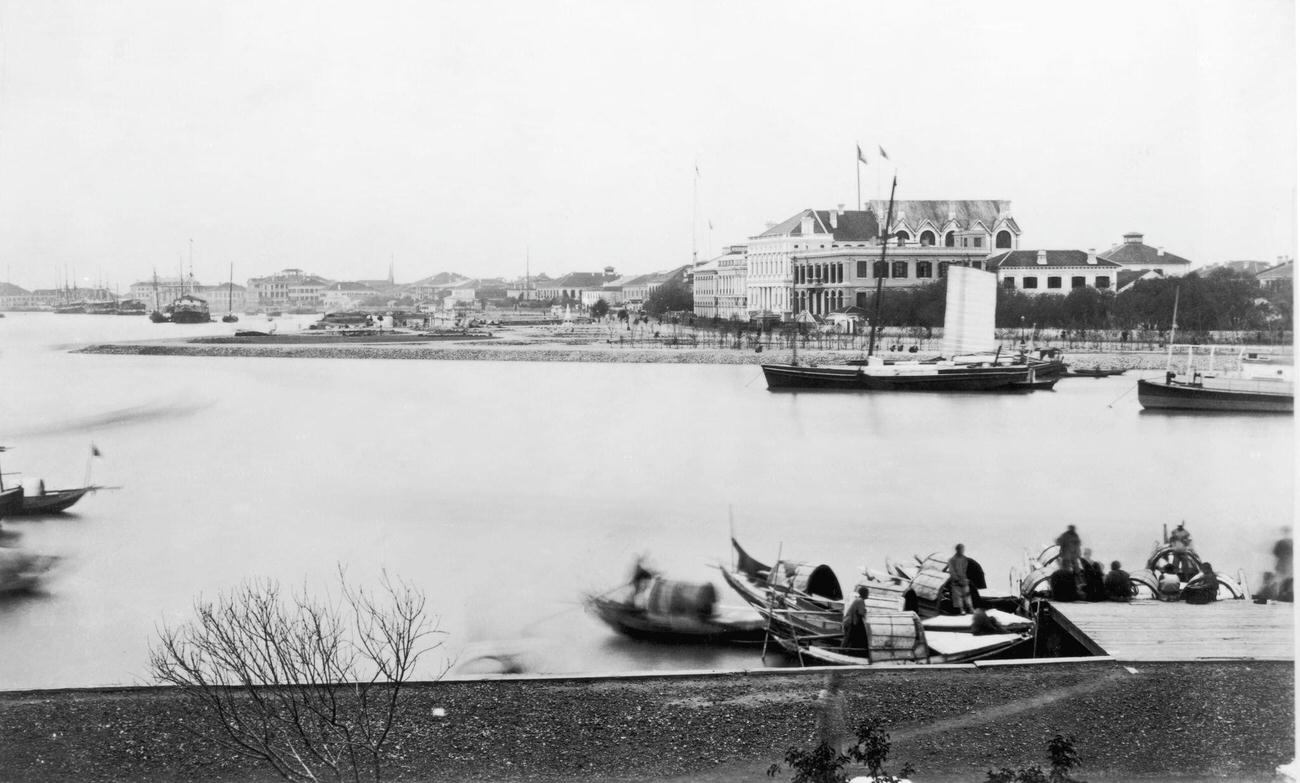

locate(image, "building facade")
[[246, 269, 331, 311], [987, 250, 1120, 294], [691, 259, 720, 318]]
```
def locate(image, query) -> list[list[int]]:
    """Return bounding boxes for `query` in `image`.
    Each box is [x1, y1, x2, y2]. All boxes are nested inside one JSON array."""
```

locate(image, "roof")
[[987, 250, 1122, 269], [0, 282, 30, 295], [755, 209, 880, 241], [323, 281, 378, 293], [554, 272, 610, 288], [1256, 260, 1294, 281], [1098, 238, 1192, 268], [408, 272, 470, 288], [1117, 269, 1161, 289], [864, 200, 1016, 235]]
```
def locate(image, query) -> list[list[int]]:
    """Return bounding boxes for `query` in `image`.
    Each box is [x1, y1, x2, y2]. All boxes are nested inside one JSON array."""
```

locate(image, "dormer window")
[[995, 230, 1012, 249], [919, 230, 936, 246]]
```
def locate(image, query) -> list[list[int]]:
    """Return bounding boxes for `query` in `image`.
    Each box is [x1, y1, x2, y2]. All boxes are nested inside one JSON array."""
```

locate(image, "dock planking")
[[1047, 599, 1294, 662]]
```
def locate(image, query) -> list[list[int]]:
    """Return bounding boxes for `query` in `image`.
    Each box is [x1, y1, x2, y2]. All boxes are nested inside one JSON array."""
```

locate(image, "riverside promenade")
[[0, 661, 1291, 782]]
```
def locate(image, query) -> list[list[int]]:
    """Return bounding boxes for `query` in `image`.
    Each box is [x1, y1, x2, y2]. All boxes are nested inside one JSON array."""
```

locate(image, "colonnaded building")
[[692, 200, 1137, 322]]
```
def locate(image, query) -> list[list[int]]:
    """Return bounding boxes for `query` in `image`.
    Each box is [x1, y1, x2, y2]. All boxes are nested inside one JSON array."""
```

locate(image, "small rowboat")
[[1066, 367, 1127, 378], [587, 583, 766, 644]]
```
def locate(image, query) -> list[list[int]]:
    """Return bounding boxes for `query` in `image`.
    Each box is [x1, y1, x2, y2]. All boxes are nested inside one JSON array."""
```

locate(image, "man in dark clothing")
[[1103, 560, 1136, 601], [1056, 525, 1082, 572], [841, 586, 871, 658], [1183, 562, 1219, 604]]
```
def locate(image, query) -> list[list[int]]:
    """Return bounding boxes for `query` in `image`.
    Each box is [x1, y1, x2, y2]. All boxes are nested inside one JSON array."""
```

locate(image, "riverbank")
[[0, 661, 1291, 782], [75, 337, 1245, 370]]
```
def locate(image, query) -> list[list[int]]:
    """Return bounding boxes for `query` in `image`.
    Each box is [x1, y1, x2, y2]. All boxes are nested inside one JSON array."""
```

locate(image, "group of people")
[[1052, 523, 1221, 604]]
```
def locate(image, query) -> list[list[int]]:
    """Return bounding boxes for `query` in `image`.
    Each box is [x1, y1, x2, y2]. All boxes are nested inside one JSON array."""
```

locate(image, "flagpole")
[[856, 148, 861, 212], [692, 162, 699, 265]]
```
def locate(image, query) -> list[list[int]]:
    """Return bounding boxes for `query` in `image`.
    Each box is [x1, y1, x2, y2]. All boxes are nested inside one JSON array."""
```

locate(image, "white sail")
[[941, 266, 998, 357]]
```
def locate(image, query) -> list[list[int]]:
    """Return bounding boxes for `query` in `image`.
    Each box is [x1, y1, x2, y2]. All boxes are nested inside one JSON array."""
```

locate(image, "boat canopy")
[[644, 578, 717, 618], [909, 555, 951, 602], [777, 562, 842, 601]]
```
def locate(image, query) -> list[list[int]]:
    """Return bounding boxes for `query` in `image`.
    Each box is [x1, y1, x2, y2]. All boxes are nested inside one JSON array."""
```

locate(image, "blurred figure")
[[970, 608, 1006, 636], [1056, 525, 1082, 572], [1274, 527, 1293, 580], [1169, 523, 1193, 577], [947, 544, 973, 614], [1183, 562, 1219, 605], [1157, 564, 1182, 602], [1104, 561, 1136, 602], [1081, 548, 1106, 601], [841, 586, 870, 656]]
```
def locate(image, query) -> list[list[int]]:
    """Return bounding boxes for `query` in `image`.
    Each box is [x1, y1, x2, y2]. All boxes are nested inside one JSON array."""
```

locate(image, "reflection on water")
[[0, 312, 1293, 689]]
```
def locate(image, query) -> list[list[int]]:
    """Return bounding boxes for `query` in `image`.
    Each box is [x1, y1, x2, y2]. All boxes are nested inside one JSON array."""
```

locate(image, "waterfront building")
[[536, 268, 618, 303], [581, 275, 627, 308], [507, 273, 550, 301], [1098, 232, 1192, 277], [196, 283, 247, 314], [691, 259, 720, 318], [129, 276, 198, 309], [620, 266, 689, 312], [0, 282, 38, 310], [405, 272, 471, 302], [321, 281, 381, 311], [1256, 258, 1293, 291], [246, 269, 332, 311], [760, 201, 1018, 320], [986, 249, 1121, 294], [692, 245, 748, 319]]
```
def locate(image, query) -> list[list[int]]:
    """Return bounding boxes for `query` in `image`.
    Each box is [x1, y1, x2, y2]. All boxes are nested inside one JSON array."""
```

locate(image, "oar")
[[760, 542, 782, 663]]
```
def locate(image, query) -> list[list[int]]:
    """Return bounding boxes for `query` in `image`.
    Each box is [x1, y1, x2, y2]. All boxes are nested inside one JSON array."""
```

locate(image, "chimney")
[[1157, 247, 1165, 257], [604, 266, 616, 280], [1036, 250, 1048, 266], [836, 203, 845, 215], [1087, 249, 1097, 265], [829, 210, 838, 229], [800, 214, 814, 235]]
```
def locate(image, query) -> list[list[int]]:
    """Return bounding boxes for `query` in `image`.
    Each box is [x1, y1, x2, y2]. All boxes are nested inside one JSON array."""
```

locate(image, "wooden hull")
[[14, 487, 92, 515], [170, 310, 211, 324], [1137, 379, 1293, 413], [776, 630, 1028, 666], [588, 596, 766, 643], [0, 486, 24, 517], [761, 363, 1028, 392]]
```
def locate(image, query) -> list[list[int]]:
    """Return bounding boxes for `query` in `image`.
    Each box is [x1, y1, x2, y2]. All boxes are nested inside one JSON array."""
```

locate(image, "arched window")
[[944, 231, 956, 247], [995, 230, 1012, 249], [919, 230, 936, 247], [895, 231, 910, 247]]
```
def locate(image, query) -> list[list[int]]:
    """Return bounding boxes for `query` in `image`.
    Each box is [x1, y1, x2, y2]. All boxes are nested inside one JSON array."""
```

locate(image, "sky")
[[0, 0, 1294, 290]]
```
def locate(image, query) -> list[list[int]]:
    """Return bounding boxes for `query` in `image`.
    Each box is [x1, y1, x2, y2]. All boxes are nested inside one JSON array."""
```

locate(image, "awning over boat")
[[777, 562, 842, 601]]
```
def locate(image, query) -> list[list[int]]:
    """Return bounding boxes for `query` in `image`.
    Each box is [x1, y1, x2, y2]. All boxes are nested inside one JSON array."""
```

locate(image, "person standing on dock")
[[947, 544, 974, 614], [1056, 525, 1082, 572], [1169, 523, 1194, 577], [841, 586, 870, 657]]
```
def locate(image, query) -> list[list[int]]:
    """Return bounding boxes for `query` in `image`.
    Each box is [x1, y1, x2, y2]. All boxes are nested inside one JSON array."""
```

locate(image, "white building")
[[987, 249, 1121, 294], [1098, 232, 1192, 277]]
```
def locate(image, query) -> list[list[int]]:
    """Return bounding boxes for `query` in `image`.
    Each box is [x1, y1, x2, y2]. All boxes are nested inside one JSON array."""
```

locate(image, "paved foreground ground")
[[0, 661, 1292, 782]]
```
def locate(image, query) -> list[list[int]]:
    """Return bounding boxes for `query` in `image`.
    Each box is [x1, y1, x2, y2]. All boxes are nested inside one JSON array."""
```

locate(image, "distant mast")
[[866, 175, 898, 358]]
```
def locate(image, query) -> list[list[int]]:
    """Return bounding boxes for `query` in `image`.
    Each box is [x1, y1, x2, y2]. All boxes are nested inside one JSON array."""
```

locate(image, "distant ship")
[[116, 299, 148, 316], [167, 294, 212, 324]]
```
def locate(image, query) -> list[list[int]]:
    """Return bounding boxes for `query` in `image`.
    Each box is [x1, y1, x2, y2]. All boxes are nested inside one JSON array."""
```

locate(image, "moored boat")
[[168, 294, 212, 324], [0, 485, 23, 517], [1137, 347, 1293, 413], [11, 485, 95, 515]]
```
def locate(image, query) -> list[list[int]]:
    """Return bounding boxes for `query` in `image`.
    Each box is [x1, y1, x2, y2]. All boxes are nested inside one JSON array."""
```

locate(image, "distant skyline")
[[0, 0, 1294, 291]]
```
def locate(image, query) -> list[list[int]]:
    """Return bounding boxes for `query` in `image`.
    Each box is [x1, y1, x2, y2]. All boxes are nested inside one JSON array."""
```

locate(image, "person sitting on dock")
[[1157, 564, 1182, 601], [970, 608, 1006, 636], [1081, 548, 1106, 601], [1182, 562, 1219, 605], [947, 544, 974, 615], [841, 586, 871, 658], [1103, 560, 1136, 602]]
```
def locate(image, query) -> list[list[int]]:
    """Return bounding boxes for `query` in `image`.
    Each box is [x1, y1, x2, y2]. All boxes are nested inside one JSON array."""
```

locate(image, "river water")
[[0, 313, 1293, 690]]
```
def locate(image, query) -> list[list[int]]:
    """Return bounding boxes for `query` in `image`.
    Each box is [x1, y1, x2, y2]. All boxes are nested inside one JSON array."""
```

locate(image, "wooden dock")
[[1046, 600, 1294, 661]]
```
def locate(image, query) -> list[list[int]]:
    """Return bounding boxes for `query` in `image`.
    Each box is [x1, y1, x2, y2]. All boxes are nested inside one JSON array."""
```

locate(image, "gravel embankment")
[[0, 661, 1291, 782], [76, 339, 1214, 370]]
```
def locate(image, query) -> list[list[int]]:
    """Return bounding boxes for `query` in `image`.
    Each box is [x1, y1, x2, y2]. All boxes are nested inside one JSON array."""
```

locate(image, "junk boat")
[[167, 294, 212, 324], [587, 561, 765, 643]]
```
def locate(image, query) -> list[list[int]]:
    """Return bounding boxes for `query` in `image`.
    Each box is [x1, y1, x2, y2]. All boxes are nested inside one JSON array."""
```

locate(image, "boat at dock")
[[721, 538, 1031, 666], [10, 485, 96, 515]]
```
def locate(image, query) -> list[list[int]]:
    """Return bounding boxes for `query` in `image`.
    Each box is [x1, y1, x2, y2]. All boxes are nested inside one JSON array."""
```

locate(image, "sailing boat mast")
[[227, 263, 234, 314], [1164, 286, 1181, 374], [866, 176, 898, 358]]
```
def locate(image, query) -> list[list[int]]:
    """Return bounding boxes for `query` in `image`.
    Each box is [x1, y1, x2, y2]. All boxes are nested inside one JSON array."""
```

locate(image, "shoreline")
[[74, 338, 1237, 370], [0, 661, 1291, 782]]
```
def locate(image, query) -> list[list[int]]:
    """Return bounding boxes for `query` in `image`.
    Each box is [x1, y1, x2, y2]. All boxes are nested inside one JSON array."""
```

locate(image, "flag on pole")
[[708, 220, 714, 230], [694, 164, 701, 179], [90, 443, 101, 457], [857, 144, 868, 165], [878, 145, 890, 160]]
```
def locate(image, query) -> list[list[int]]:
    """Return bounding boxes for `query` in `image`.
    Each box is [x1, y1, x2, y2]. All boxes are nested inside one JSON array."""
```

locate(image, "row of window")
[[1003, 276, 1111, 290], [793, 259, 985, 283], [890, 229, 1013, 249]]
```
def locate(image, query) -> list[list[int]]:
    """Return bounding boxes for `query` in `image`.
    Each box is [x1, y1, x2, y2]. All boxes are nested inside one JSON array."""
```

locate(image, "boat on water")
[[587, 563, 765, 644], [1067, 367, 1127, 378], [10, 485, 96, 515], [167, 294, 212, 324], [1137, 347, 1293, 413], [221, 263, 239, 323], [721, 538, 1030, 666], [0, 485, 23, 517], [53, 302, 86, 314], [762, 267, 1043, 392], [116, 299, 147, 316]]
